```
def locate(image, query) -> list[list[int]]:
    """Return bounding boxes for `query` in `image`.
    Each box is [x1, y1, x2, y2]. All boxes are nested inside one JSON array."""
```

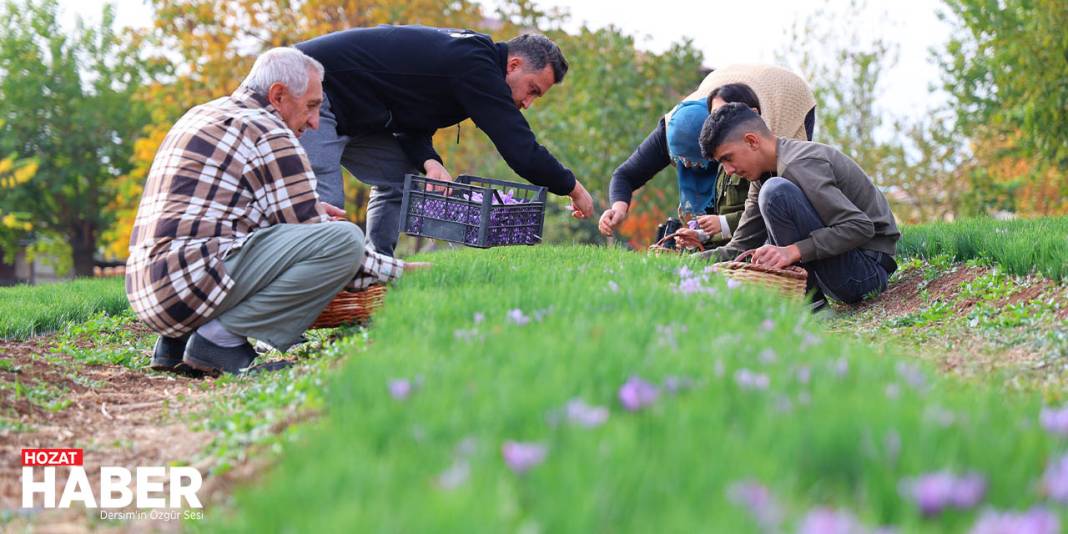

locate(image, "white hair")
[[240, 47, 325, 97]]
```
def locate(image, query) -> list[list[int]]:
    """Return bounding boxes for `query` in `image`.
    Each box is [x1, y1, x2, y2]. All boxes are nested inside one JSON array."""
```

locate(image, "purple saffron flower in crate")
[[501, 441, 547, 474], [1041, 453, 1068, 502], [618, 376, 660, 411], [1040, 406, 1068, 436], [900, 471, 986, 516], [565, 398, 609, 427], [970, 507, 1060, 534]]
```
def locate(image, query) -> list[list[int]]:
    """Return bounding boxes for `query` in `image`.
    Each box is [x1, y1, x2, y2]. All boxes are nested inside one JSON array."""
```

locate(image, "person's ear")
[[744, 132, 760, 150], [506, 55, 523, 74], [267, 82, 287, 108]]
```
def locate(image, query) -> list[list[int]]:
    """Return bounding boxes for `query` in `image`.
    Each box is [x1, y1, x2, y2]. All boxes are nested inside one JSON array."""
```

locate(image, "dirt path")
[[0, 327, 227, 531]]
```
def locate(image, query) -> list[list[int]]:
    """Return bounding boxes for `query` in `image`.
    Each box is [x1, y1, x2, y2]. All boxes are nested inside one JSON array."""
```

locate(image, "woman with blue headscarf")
[[599, 64, 816, 248]]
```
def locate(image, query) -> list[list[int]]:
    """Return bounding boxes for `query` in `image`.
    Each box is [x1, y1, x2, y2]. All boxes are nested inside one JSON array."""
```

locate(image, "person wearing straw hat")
[[599, 64, 816, 242], [126, 47, 424, 376], [696, 103, 900, 305]]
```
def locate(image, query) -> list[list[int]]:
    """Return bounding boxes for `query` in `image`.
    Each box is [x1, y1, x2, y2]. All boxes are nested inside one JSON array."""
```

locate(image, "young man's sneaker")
[[149, 334, 203, 377]]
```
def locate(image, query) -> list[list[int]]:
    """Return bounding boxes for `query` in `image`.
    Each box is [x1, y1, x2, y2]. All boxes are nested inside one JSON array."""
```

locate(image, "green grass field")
[[898, 216, 1068, 280], [0, 276, 126, 339], [202, 246, 1064, 533]]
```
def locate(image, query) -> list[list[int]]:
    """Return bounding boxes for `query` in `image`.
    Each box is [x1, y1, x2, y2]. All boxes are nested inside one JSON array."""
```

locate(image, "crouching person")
[[125, 47, 416, 375], [696, 103, 900, 306]]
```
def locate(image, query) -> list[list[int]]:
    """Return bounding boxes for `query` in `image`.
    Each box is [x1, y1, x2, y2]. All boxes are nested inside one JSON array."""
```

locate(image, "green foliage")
[[206, 246, 1058, 532], [51, 310, 151, 368], [0, 0, 155, 275], [0, 276, 127, 339], [899, 216, 1068, 280], [938, 0, 1068, 171]]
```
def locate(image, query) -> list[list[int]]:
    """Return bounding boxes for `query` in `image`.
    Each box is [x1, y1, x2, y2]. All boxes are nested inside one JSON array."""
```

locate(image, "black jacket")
[[297, 25, 577, 195]]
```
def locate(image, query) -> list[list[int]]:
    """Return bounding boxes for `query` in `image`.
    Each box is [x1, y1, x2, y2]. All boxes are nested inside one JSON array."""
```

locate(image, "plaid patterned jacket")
[[126, 88, 398, 337]]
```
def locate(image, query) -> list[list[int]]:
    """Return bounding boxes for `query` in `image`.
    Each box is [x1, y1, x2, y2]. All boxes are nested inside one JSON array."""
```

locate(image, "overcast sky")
[[59, 0, 953, 124]]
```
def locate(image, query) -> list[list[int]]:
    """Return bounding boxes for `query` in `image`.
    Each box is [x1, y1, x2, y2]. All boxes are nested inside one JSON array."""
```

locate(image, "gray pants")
[[300, 94, 417, 256], [211, 222, 364, 351]]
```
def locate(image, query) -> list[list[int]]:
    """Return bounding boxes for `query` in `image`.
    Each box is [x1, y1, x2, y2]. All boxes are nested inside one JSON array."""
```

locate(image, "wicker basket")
[[309, 285, 387, 329], [711, 249, 809, 298]]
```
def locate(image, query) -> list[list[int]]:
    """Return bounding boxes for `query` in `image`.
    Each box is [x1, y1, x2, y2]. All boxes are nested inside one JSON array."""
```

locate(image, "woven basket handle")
[[732, 248, 807, 276], [653, 231, 705, 252]]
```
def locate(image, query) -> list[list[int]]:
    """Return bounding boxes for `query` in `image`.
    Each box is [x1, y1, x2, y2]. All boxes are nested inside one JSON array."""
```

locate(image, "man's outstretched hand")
[[568, 180, 594, 219]]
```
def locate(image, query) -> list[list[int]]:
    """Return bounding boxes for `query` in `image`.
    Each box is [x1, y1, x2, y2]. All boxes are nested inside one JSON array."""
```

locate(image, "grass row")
[[0, 277, 127, 339], [202, 246, 1064, 533], [897, 216, 1068, 280]]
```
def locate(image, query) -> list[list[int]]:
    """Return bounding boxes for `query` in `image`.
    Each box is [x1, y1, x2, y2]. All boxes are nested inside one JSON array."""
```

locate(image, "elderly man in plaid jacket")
[[126, 48, 417, 375]]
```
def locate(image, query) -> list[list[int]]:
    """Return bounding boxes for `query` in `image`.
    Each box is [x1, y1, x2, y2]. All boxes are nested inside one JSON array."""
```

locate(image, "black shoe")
[[150, 334, 204, 377], [182, 332, 259, 375], [808, 288, 829, 314]]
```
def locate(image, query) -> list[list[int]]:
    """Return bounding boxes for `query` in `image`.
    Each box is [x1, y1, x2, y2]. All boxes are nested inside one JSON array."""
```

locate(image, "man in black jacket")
[[297, 25, 594, 255]]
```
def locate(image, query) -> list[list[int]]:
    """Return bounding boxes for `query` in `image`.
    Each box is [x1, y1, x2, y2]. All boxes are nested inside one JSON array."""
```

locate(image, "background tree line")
[[0, 0, 1064, 275]]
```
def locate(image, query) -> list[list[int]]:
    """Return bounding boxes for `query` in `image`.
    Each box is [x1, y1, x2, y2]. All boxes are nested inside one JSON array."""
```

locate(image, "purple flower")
[[970, 507, 1060, 534], [885, 383, 901, 399], [1041, 453, 1068, 502], [726, 480, 782, 530], [833, 358, 849, 377], [895, 362, 927, 390], [607, 280, 620, 293], [565, 399, 609, 427], [618, 376, 660, 411], [1040, 406, 1068, 436], [761, 319, 776, 332], [759, 348, 778, 364], [663, 375, 696, 394], [734, 369, 770, 390], [726, 278, 742, 289], [473, 312, 485, 324], [900, 471, 986, 516], [797, 508, 866, 534], [389, 379, 412, 400], [507, 308, 530, 325], [796, 365, 812, 384], [437, 460, 470, 489], [501, 441, 547, 474]]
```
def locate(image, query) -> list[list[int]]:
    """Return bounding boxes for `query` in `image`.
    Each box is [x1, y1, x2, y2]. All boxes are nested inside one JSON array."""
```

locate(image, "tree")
[[0, 0, 153, 275], [938, 0, 1068, 216]]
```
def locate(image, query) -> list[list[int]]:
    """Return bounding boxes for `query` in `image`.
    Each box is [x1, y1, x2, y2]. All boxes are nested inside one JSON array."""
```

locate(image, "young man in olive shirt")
[[696, 103, 900, 304]]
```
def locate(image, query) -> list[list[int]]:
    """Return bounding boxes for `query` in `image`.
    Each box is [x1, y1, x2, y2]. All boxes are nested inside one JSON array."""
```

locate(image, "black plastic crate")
[[400, 174, 547, 248]]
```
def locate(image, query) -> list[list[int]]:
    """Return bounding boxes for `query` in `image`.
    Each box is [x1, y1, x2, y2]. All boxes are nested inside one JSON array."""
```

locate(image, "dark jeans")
[[757, 177, 891, 304]]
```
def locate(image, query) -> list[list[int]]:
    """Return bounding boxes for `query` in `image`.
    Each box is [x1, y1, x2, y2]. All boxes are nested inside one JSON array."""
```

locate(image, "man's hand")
[[674, 228, 704, 249], [568, 180, 594, 219], [403, 261, 432, 272], [598, 201, 629, 236], [696, 214, 722, 236], [424, 159, 453, 182], [750, 244, 802, 269], [320, 202, 347, 221]]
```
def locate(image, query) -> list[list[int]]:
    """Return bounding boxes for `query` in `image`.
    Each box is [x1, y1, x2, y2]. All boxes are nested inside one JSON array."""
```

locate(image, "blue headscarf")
[[667, 99, 718, 215]]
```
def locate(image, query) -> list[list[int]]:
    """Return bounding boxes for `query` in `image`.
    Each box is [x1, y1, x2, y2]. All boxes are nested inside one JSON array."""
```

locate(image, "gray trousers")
[[300, 94, 417, 256], [211, 222, 364, 351]]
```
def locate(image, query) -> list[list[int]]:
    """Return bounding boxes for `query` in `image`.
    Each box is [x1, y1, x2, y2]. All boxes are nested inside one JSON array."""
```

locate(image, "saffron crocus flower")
[[507, 308, 530, 325], [618, 376, 659, 411], [970, 507, 1060, 534], [759, 349, 778, 364], [1040, 406, 1068, 436], [662, 375, 695, 394], [501, 441, 547, 474], [901, 471, 986, 516], [797, 508, 866, 534], [389, 379, 412, 400], [437, 460, 470, 490], [1041, 453, 1068, 502], [473, 312, 485, 324], [726, 480, 782, 530], [607, 280, 620, 293], [734, 369, 770, 390], [565, 399, 609, 427], [761, 319, 775, 332], [726, 278, 742, 289]]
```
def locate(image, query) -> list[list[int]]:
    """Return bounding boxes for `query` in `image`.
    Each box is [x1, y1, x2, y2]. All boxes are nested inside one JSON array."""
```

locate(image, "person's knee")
[[318, 221, 364, 259], [758, 177, 800, 215]]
